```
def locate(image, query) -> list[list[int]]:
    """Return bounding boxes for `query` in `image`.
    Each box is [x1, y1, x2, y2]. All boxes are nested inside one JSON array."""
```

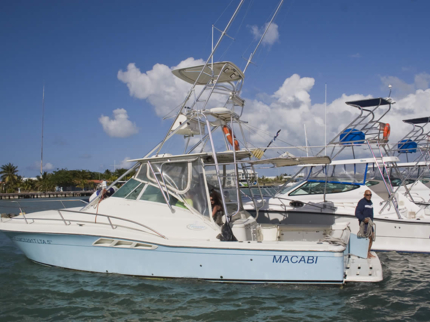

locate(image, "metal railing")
[[5, 209, 167, 239]]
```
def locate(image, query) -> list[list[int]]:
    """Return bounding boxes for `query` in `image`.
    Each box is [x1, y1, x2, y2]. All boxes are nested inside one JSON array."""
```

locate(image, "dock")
[[0, 191, 95, 200]]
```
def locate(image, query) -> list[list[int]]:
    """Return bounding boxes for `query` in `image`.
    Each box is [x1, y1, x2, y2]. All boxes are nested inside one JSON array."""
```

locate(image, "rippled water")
[[1, 199, 430, 321]]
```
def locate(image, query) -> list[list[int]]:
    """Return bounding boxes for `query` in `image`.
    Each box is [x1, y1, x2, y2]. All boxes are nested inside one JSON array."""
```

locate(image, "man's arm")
[[355, 200, 366, 222]]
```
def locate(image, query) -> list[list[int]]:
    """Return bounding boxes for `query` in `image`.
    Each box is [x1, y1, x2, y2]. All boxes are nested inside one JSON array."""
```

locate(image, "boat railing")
[[7, 209, 167, 239]]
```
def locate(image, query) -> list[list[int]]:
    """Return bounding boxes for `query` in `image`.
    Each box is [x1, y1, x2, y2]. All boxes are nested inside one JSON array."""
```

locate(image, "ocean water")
[[0, 199, 430, 321]]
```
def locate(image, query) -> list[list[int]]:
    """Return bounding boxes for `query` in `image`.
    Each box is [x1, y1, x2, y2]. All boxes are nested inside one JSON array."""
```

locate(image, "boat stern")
[[344, 252, 383, 282]]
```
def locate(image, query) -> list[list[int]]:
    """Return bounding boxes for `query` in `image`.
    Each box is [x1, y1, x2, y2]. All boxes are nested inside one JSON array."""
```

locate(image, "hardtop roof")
[[403, 117, 430, 125], [346, 98, 393, 108]]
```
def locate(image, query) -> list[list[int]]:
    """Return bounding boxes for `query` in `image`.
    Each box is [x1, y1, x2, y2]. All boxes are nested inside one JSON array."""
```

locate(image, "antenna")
[[155, 0, 245, 156], [388, 84, 392, 97], [325, 83, 327, 156], [304, 124, 309, 157], [40, 84, 45, 176]]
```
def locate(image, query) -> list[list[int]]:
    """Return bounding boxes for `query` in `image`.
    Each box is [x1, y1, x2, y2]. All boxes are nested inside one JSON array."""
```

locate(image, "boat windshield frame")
[[132, 158, 212, 218]]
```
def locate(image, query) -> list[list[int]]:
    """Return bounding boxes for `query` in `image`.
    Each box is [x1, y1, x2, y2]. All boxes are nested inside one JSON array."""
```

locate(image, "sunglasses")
[[365, 194, 372, 196]]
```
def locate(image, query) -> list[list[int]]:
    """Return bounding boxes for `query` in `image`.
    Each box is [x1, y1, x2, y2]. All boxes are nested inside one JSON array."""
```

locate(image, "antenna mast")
[[325, 83, 327, 156], [40, 85, 45, 176], [304, 124, 309, 157]]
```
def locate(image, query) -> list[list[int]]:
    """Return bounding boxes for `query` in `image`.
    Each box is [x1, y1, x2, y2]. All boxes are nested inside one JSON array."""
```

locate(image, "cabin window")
[[147, 162, 191, 194], [289, 181, 360, 196], [278, 181, 305, 195], [185, 160, 210, 217], [365, 180, 380, 187], [125, 183, 145, 200], [112, 179, 141, 198], [139, 184, 180, 206], [136, 164, 149, 182], [140, 185, 168, 204], [391, 178, 415, 187]]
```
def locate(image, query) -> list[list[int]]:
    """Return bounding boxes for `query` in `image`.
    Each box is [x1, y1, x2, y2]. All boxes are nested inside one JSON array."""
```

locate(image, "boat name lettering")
[[272, 255, 318, 264], [13, 237, 52, 244]]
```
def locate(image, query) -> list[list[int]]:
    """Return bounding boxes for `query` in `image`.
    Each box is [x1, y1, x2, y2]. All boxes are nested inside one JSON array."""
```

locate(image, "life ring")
[[383, 123, 391, 141], [222, 125, 240, 151]]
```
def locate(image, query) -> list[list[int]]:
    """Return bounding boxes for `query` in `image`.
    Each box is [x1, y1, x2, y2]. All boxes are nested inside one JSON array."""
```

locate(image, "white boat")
[[0, 1, 381, 284], [385, 117, 430, 205], [244, 99, 430, 253]]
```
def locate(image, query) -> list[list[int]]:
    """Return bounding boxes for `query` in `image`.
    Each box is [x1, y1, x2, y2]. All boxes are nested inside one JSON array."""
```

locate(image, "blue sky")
[[1, 0, 429, 177]]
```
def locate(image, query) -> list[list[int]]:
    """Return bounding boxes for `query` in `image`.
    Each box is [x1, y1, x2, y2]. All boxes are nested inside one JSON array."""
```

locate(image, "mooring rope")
[[357, 218, 376, 241]]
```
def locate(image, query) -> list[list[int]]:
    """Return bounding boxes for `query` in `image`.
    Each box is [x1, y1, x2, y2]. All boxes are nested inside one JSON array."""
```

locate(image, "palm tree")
[[75, 179, 88, 191], [35, 172, 55, 192], [21, 179, 36, 192], [0, 163, 19, 192]]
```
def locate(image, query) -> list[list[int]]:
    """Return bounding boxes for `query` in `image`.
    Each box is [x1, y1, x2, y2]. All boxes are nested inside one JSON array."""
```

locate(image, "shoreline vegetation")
[[0, 163, 133, 193], [0, 163, 291, 194]]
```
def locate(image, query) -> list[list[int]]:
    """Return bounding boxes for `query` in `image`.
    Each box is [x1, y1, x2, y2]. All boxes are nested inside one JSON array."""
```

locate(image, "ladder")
[[240, 163, 265, 219], [367, 142, 402, 218]]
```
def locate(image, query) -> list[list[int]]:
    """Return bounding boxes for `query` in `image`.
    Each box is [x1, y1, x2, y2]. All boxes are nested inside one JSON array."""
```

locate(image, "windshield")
[[277, 181, 305, 195], [288, 181, 360, 196]]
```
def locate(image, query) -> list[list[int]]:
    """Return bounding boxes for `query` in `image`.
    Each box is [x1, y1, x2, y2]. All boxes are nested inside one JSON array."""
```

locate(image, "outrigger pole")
[[243, 0, 284, 74], [155, 0, 245, 156], [40, 84, 45, 176]]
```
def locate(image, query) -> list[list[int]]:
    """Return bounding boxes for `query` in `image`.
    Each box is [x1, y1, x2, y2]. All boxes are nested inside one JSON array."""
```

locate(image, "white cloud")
[[272, 74, 314, 108], [43, 163, 54, 170], [350, 53, 361, 58], [249, 22, 279, 46], [414, 73, 430, 90], [27, 162, 54, 172], [99, 108, 139, 138], [117, 58, 206, 117], [380, 72, 430, 98], [117, 157, 132, 169], [242, 74, 371, 156], [384, 89, 430, 141], [117, 57, 430, 158], [242, 73, 430, 157]]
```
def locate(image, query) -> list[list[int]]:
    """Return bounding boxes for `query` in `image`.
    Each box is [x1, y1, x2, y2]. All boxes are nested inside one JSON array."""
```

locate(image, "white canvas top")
[[171, 61, 245, 85], [395, 161, 430, 167], [128, 150, 252, 164], [250, 156, 332, 167], [301, 156, 399, 167]]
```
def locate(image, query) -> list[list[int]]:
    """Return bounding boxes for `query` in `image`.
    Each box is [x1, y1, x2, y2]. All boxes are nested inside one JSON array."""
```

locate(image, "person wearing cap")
[[355, 189, 375, 258]]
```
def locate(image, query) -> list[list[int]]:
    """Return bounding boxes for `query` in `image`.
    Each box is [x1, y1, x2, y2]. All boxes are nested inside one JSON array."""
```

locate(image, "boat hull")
[[4, 231, 348, 284], [252, 210, 430, 253]]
